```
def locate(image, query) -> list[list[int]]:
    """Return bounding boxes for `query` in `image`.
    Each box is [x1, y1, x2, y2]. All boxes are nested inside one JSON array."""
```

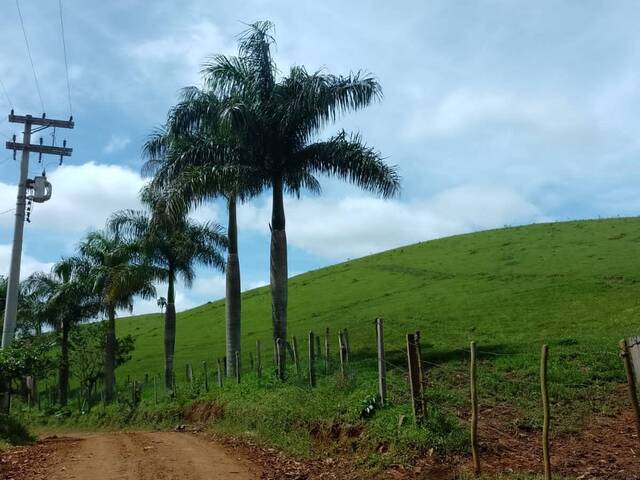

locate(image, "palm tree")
[[157, 297, 167, 313], [78, 230, 156, 402], [0, 276, 6, 320], [21, 260, 99, 406], [143, 91, 261, 377], [108, 190, 226, 389], [164, 21, 400, 375]]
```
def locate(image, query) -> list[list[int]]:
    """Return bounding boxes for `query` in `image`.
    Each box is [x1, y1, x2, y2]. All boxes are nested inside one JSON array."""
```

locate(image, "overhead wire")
[[15, 0, 45, 113], [58, 0, 72, 116], [0, 79, 13, 110]]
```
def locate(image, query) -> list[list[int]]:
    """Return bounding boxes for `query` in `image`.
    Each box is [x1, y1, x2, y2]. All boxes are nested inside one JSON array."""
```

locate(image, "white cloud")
[[125, 20, 233, 89], [0, 162, 145, 235], [239, 185, 547, 259], [103, 134, 131, 154], [403, 88, 588, 139], [0, 244, 53, 279]]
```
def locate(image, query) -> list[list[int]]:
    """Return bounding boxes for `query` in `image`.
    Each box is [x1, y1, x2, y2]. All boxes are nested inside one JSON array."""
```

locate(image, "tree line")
[[0, 21, 400, 408]]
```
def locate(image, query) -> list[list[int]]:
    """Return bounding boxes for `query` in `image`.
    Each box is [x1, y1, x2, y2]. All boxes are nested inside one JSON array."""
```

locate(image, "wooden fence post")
[[415, 331, 425, 414], [406, 333, 424, 422], [153, 375, 158, 404], [324, 328, 330, 374], [540, 344, 551, 480], [292, 336, 301, 375], [376, 318, 387, 406], [344, 328, 350, 365], [256, 340, 262, 379], [338, 331, 348, 379], [235, 351, 241, 384], [620, 338, 640, 439], [470, 341, 480, 476], [203, 361, 209, 392], [217, 358, 223, 388], [308, 331, 316, 387], [186, 363, 193, 388]]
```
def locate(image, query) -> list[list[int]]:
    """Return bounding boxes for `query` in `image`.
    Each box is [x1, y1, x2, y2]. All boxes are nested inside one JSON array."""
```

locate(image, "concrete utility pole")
[[1, 111, 73, 348]]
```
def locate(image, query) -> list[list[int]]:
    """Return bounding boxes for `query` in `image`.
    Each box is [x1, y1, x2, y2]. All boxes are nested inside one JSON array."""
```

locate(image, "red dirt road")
[[0, 431, 260, 480]]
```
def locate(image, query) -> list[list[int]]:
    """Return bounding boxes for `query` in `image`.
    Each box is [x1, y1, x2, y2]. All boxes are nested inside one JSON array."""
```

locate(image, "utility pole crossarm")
[[8, 113, 74, 129], [5, 141, 73, 157]]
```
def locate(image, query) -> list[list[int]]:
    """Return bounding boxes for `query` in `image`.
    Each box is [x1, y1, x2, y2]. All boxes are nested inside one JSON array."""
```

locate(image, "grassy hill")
[[119, 217, 639, 377], [105, 217, 640, 469]]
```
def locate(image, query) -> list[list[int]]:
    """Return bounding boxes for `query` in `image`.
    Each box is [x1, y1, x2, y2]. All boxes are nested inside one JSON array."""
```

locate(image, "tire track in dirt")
[[6, 431, 259, 480]]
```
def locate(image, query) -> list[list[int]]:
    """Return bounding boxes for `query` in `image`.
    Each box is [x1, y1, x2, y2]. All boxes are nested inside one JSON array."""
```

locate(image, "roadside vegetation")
[[8, 218, 639, 475]]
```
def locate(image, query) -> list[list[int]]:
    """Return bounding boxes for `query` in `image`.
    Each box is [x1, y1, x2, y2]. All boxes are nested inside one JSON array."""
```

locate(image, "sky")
[[1, 0, 639, 315]]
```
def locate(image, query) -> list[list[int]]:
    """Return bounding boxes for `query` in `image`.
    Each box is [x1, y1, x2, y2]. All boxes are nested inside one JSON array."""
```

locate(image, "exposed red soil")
[[1, 408, 638, 479]]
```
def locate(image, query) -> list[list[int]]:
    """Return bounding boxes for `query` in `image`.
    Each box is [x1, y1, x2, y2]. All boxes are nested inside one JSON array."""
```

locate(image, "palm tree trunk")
[[226, 196, 241, 377], [58, 318, 70, 406], [104, 306, 117, 403], [270, 177, 288, 379], [164, 270, 176, 390]]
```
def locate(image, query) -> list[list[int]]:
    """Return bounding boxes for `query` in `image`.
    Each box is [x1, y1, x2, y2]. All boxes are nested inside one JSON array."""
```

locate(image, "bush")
[[0, 414, 35, 446]]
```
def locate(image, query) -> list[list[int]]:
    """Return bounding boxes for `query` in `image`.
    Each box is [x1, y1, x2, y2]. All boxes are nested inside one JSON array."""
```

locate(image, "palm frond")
[[295, 131, 400, 198]]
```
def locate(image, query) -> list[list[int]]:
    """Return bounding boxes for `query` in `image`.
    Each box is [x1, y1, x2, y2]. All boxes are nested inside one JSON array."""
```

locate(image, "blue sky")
[[1, 1, 640, 314]]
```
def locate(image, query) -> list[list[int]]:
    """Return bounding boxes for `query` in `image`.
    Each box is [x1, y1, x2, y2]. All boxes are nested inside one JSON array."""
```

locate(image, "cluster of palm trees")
[[3, 20, 400, 406], [143, 21, 400, 378]]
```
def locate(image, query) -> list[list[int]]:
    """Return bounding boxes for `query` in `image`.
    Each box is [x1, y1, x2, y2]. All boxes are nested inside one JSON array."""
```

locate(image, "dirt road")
[[1, 431, 260, 480]]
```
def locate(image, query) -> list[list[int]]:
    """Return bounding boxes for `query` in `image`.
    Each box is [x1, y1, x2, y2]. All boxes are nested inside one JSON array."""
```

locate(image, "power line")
[[15, 0, 45, 113], [0, 79, 12, 110], [58, 0, 72, 116]]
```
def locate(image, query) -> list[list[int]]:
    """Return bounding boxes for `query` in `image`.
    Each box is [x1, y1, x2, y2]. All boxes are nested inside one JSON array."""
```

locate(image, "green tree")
[[21, 260, 99, 406], [108, 189, 226, 389], [69, 322, 135, 411], [149, 21, 400, 376], [77, 230, 156, 403]]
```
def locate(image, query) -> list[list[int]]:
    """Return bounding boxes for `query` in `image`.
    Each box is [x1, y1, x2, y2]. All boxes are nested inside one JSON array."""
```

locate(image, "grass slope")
[[119, 218, 639, 378], [104, 218, 640, 464]]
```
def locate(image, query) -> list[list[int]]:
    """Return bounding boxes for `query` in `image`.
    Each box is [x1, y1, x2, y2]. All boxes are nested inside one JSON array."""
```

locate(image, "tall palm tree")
[[0, 276, 6, 321], [78, 230, 156, 402], [143, 91, 262, 377], [108, 190, 227, 389], [170, 21, 400, 375], [21, 260, 99, 405]]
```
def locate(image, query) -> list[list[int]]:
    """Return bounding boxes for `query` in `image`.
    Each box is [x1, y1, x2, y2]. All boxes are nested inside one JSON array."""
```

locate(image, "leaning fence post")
[[540, 344, 551, 480], [292, 336, 301, 376], [202, 361, 209, 392], [235, 351, 241, 384], [217, 358, 223, 388], [153, 374, 158, 404], [308, 331, 316, 387], [470, 341, 480, 476], [406, 333, 424, 422], [338, 331, 348, 379], [256, 340, 262, 379], [375, 318, 387, 406], [324, 327, 330, 374], [620, 338, 640, 439]]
